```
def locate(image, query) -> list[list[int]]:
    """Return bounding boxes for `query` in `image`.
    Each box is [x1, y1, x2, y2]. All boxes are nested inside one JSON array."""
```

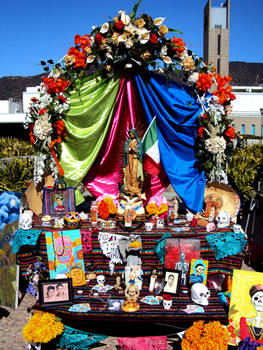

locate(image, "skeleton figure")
[[162, 295, 173, 310], [96, 274, 105, 286], [191, 283, 211, 306], [216, 210, 230, 228], [175, 253, 189, 286]]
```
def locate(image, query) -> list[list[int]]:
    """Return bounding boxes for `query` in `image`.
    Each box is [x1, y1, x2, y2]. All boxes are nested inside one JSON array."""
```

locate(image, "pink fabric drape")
[[83, 74, 168, 198]]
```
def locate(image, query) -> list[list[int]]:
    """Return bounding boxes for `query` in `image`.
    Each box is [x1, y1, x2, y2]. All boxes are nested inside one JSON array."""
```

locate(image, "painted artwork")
[[228, 269, 263, 346], [124, 265, 143, 290], [189, 259, 209, 285], [0, 191, 22, 308], [164, 238, 200, 286], [45, 229, 85, 285], [53, 194, 66, 212]]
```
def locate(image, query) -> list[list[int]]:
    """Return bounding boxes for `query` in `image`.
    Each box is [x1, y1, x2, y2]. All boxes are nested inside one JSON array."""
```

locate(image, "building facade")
[[203, 0, 230, 76]]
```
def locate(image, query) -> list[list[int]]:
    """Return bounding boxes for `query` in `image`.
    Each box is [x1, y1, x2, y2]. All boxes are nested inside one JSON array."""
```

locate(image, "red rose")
[[95, 33, 104, 45], [197, 127, 205, 138], [150, 34, 158, 44], [203, 113, 208, 119], [39, 109, 47, 115], [116, 20, 125, 30]]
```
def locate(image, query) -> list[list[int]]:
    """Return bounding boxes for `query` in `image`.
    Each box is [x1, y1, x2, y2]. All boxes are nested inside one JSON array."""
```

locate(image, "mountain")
[[0, 62, 262, 101]]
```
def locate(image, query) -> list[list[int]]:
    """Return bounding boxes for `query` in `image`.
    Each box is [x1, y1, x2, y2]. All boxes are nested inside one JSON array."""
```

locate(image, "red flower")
[[28, 123, 35, 144], [203, 113, 208, 119], [212, 74, 236, 104], [150, 34, 158, 44], [95, 33, 104, 45], [58, 95, 67, 103], [75, 34, 91, 52], [197, 127, 205, 138], [67, 47, 87, 68], [31, 97, 38, 103], [170, 37, 185, 56], [38, 108, 47, 115], [43, 77, 70, 95], [116, 20, 125, 30], [196, 73, 213, 92], [225, 126, 235, 141]]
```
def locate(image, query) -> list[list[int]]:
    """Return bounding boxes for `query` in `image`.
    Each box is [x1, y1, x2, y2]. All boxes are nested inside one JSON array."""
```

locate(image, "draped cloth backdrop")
[[60, 71, 206, 213]]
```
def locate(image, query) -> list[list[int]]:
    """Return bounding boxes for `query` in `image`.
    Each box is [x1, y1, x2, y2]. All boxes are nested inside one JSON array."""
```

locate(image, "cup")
[[186, 212, 194, 222], [156, 218, 164, 229], [145, 222, 154, 231]]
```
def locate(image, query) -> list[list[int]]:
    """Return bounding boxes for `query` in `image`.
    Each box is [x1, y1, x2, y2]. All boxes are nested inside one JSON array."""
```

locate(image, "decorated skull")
[[216, 210, 230, 228], [191, 283, 211, 306], [162, 295, 173, 310], [19, 211, 33, 230], [96, 274, 105, 286]]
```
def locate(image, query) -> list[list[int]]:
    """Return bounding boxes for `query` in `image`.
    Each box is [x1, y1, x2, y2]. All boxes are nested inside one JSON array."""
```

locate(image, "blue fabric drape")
[[134, 73, 206, 213]]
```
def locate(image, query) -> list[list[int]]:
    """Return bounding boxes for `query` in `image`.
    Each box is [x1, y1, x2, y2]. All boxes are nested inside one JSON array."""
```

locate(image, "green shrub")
[[228, 144, 263, 201], [0, 137, 34, 158]]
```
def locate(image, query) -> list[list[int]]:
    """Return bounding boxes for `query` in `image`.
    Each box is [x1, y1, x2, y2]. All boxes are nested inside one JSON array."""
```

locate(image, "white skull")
[[251, 291, 263, 312], [191, 283, 211, 306], [96, 274, 105, 286], [216, 210, 230, 228], [19, 212, 33, 230], [163, 298, 173, 310]]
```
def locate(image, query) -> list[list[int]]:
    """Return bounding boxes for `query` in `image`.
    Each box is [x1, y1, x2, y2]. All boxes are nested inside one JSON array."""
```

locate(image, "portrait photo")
[[39, 278, 73, 307], [108, 299, 124, 312], [163, 270, 181, 295]]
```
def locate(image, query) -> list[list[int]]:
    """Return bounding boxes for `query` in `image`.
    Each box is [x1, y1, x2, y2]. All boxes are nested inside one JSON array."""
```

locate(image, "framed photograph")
[[189, 259, 209, 285], [163, 270, 181, 295], [39, 278, 73, 307], [108, 299, 124, 312]]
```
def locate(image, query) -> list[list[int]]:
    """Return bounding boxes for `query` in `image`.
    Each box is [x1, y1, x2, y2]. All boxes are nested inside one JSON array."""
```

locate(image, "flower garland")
[[23, 312, 64, 344], [26, 0, 235, 184], [146, 194, 168, 217], [181, 320, 229, 350]]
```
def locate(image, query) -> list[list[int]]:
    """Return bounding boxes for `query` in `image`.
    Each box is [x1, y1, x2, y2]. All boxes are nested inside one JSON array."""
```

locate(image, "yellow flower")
[[158, 203, 168, 215], [65, 55, 75, 66], [182, 56, 195, 72], [146, 203, 158, 216], [159, 25, 169, 36], [135, 18, 146, 28]]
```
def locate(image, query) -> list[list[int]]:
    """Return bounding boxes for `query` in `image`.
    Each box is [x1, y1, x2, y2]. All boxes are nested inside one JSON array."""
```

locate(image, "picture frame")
[[189, 259, 209, 285], [163, 269, 181, 295], [108, 298, 124, 312], [39, 278, 73, 307]]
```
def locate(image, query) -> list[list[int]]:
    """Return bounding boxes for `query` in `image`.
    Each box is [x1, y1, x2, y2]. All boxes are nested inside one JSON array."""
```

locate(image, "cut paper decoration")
[[98, 232, 123, 274], [183, 305, 205, 314], [228, 269, 263, 346], [206, 232, 246, 260], [92, 285, 113, 293], [140, 296, 163, 305], [154, 232, 171, 264], [45, 229, 85, 283], [80, 231, 92, 254], [0, 191, 22, 308], [12, 229, 42, 254], [117, 336, 167, 350], [68, 303, 91, 313]]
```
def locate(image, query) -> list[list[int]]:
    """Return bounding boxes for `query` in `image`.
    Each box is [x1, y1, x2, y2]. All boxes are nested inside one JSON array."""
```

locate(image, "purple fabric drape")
[[83, 74, 168, 198]]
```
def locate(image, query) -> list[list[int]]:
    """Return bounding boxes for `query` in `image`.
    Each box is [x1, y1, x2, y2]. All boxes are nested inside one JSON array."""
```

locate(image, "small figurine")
[[162, 294, 173, 310], [114, 275, 125, 293], [122, 283, 140, 312], [149, 267, 158, 292], [96, 274, 105, 287], [216, 210, 230, 228]]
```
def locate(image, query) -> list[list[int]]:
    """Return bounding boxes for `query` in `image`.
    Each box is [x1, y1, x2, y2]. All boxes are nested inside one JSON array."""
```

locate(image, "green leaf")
[[130, 0, 142, 19], [168, 28, 183, 34]]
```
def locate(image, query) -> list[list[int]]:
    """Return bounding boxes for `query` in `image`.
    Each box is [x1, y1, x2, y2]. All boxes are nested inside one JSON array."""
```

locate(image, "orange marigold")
[[146, 202, 158, 216], [196, 73, 214, 92], [75, 34, 91, 52], [67, 47, 87, 69], [98, 200, 110, 220], [170, 37, 185, 56], [43, 77, 70, 95], [225, 126, 235, 141], [212, 74, 236, 104]]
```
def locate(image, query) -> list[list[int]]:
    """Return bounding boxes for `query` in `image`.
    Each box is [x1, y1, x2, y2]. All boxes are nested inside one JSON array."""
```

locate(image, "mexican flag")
[[142, 117, 161, 177]]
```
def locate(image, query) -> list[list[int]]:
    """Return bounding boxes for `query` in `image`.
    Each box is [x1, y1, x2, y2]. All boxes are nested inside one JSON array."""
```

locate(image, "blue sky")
[[0, 0, 262, 77]]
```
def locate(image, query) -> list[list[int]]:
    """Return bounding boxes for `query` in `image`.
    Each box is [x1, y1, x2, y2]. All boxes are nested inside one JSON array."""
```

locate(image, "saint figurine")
[[123, 129, 144, 197]]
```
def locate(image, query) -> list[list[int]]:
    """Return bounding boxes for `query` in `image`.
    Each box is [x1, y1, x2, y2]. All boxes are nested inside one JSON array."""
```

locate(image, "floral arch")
[[26, 0, 236, 213]]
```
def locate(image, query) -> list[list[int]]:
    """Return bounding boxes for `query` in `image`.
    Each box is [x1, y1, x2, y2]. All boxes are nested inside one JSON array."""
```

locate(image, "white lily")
[[100, 22, 109, 34], [86, 55, 96, 63], [117, 34, 127, 44], [124, 24, 136, 37], [90, 36, 95, 46], [121, 12, 130, 25], [136, 28, 150, 44], [125, 38, 134, 49], [153, 17, 166, 26], [163, 56, 172, 64], [160, 45, 168, 58]]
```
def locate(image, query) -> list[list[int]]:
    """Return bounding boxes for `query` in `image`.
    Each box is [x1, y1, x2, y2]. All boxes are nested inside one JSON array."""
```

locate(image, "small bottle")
[[124, 204, 132, 227], [90, 201, 98, 225], [167, 203, 175, 227]]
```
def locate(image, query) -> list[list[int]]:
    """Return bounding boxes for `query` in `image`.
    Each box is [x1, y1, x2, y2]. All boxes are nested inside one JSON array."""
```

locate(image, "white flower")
[[180, 49, 189, 60], [33, 115, 53, 141], [92, 25, 97, 30], [187, 72, 199, 84], [86, 55, 96, 63], [121, 11, 130, 25], [124, 24, 136, 37], [49, 68, 63, 80], [90, 36, 95, 46], [105, 52, 113, 60], [163, 56, 172, 64], [125, 37, 134, 49], [205, 136, 226, 154], [39, 93, 52, 109], [117, 34, 127, 44], [153, 17, 166, 26], [136, 28, 150, 44], [160, 45, 168, 58], [100, 22, 109, 34], [125, 63, 133, 69]]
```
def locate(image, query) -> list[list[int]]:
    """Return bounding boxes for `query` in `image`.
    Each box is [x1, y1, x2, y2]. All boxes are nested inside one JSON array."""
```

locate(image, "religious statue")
[[123, 129, 144, 198]]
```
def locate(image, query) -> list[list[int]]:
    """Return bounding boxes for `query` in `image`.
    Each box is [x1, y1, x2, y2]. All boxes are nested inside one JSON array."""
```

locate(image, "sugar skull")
[[216, 210, 230, 228], [191, 283, 211, 306], [54, 235, 72, 264]]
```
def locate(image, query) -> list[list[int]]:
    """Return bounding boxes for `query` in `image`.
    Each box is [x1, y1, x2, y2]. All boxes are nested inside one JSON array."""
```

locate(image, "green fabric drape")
[[60, 72, 120, 201]]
